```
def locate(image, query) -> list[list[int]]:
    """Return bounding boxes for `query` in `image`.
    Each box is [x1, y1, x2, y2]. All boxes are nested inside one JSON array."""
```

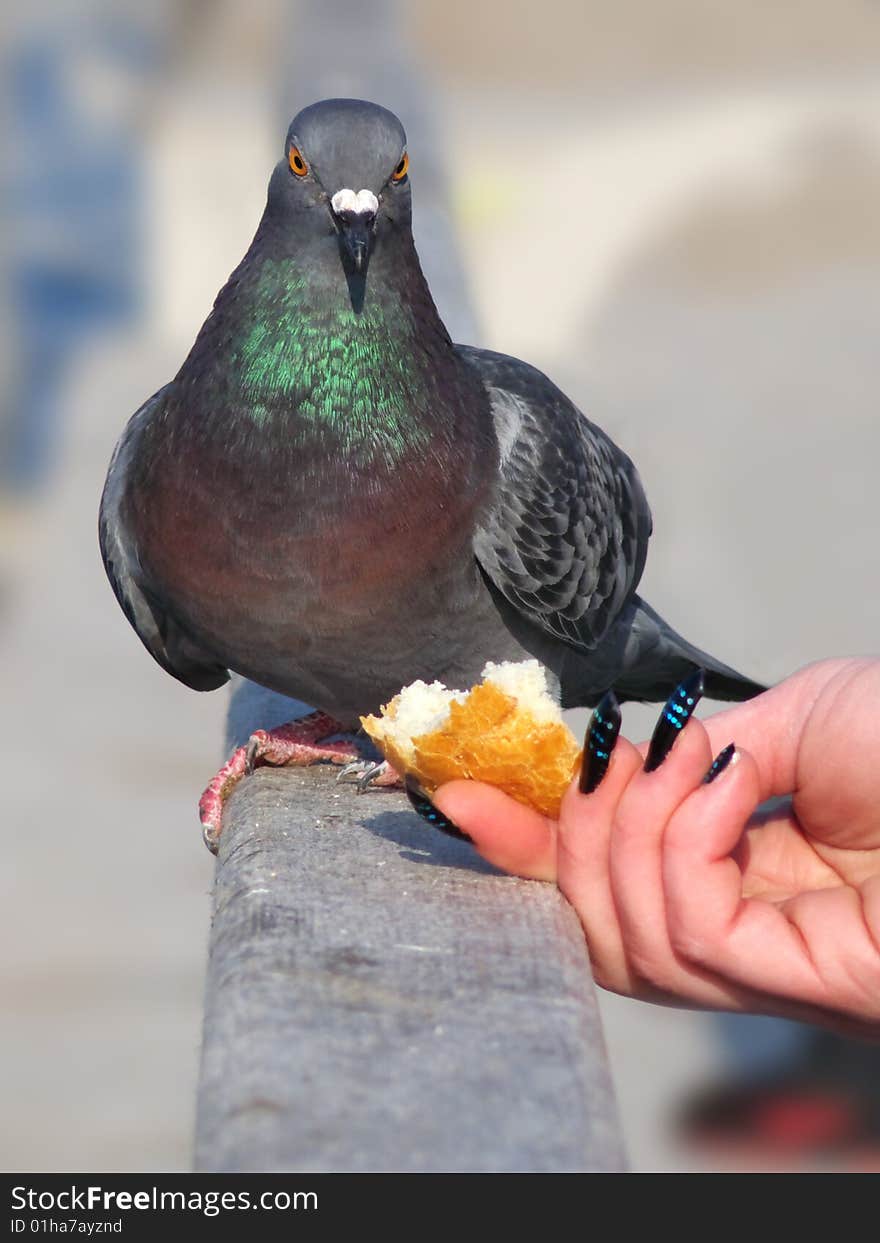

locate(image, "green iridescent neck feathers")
[[230, 256, 437, 461]]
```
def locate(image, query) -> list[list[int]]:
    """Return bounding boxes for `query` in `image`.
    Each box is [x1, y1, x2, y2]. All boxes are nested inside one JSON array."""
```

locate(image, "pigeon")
[[99, 98, 765, 847]]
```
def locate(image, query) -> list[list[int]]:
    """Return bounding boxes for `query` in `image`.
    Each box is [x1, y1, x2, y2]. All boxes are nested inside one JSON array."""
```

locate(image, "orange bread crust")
[[361, 680, 581, 818]]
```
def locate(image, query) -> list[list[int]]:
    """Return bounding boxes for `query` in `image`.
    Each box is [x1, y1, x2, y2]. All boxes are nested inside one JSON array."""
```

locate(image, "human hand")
[[428, 658, 880, 1038]]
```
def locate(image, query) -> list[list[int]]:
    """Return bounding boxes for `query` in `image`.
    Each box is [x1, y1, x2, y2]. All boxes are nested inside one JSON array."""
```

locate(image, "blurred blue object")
[[714, 1013, 810, 1075], [2, 12, 161, 496]]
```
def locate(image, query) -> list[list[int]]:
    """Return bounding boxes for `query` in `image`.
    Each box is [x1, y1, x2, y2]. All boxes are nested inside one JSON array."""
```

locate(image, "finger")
[[562, 724, 756, 1008], [609, 715, 712, 968], [661, 747, 840, 1006], [607, 719, 752, 1006], [701, 658, 878, 807], [556, 737, 644, 993], [432, 780, 557, 880], [794, 664, 880, 850], [663, 746, 764, 949]]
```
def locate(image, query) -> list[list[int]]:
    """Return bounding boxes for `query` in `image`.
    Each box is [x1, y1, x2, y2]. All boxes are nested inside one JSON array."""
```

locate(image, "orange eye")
[[288, 146, 308, 177], [391, 152, 409, 182]]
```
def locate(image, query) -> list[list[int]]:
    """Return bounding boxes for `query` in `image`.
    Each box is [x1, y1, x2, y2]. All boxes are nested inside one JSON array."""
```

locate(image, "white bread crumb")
[[377, 680, 466, 765], [480, 659, 561, 725], [375, 660, 560, 764]]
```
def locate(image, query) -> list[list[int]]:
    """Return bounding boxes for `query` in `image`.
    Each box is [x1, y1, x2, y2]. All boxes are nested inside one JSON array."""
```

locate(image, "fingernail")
[[404, 775, 471, 842], [702, 743, 738, 784], [644, 669, 705, 773], [579, 689, 622, 794]]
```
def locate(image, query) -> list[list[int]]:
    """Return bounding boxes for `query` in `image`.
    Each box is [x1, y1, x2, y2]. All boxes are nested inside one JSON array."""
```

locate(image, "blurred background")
[[2, 0, 879, 1171]]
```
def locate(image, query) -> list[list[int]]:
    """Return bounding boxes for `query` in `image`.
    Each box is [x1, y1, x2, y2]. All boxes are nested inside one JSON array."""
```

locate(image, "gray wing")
[[99, 386, 229, 692], [458, 345, 653, 654]]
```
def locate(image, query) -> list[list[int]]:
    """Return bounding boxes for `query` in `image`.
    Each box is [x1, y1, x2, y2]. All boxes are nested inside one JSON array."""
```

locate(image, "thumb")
[[433, 781, 558, 880]]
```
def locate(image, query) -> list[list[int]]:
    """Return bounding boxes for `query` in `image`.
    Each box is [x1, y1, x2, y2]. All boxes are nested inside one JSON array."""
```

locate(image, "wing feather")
[[459, 345, 652, 653]]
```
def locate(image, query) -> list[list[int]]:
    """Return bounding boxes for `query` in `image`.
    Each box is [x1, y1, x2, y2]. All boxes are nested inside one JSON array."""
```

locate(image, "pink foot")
[[199, 711, 362, 852]]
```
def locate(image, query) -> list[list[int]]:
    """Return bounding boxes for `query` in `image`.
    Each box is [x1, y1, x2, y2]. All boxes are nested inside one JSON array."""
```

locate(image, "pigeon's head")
[[266, 98, 411, 284]]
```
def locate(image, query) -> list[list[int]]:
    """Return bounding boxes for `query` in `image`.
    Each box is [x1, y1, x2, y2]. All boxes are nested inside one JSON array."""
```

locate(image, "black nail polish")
[[644, 669, 705, 773], [702, 743, 737, 784], [404, 776, 471, 842], [580, 690, 622, 794]]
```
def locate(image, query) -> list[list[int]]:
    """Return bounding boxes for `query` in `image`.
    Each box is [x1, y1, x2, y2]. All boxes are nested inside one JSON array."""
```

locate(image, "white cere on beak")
[[331, 188, 379, 216]]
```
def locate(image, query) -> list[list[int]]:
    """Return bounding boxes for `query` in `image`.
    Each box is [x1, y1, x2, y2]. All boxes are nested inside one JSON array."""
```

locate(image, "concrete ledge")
[[194, 756, 626, 1172]]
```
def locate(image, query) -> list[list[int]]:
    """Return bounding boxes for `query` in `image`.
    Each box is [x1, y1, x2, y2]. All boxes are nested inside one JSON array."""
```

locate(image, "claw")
[[336, 757, 403, 791], [245, 734, 261, 775], [356, 761, 388, 793], [336, 759, 372, 785]]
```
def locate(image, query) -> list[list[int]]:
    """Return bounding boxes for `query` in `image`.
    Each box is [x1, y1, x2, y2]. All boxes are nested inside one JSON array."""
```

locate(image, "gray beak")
[[338, 212, 375, 273], [331, 189, 379, 276]]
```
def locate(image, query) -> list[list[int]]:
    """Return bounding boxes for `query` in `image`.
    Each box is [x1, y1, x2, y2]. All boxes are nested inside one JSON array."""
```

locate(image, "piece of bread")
[[361, 660, 581, 817]]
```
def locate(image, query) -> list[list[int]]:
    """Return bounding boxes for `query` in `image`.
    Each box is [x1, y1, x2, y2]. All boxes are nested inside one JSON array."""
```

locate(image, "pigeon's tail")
[[612, 597, 767, 705]]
